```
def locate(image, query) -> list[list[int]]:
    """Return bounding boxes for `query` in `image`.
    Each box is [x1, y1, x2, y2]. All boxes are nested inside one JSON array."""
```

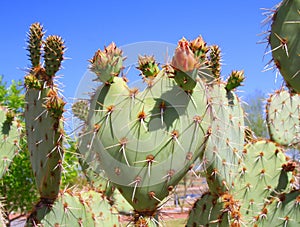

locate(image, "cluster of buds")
[[137, 55, 160, 79], [89, 42, 124, 83], [171, 38, 200, 91]]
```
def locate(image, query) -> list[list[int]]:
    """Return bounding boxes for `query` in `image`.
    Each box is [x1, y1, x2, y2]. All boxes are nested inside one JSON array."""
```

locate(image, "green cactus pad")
[[203, 82, 245, 195], [234, 140, 293, 224], [81, 65, 211, 214], [208, 45, 222, 80], [225, 70, 245, 91], [266, 90, 300, 147], [26, 22, 44, 68], [270, 0, 300, 93], [186, 192, 241, 227], [25, 88, 65, 200], [27, 191, 92, 226], [253, 190, 300, 227], [43, 35, 65, 77], [80, 190, 120, 226], [0, 107, 21, 178]]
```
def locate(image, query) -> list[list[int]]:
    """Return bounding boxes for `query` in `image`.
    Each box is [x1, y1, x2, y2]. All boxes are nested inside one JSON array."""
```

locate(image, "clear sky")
[[0, 0, 283, 100]]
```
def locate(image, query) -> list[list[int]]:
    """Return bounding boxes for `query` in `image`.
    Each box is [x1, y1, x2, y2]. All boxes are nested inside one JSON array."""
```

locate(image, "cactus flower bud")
[[137, 55, 160, 79], [171, 38, 200, 91], [171, 38, 200, 72], [89, 42, 124, 83], [190, 35, 208, 60], [225, 70, 245, 91]]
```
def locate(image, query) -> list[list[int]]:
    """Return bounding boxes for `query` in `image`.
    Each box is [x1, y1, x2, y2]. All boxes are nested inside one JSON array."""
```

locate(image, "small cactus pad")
[[43, 35, 65, 77], [25, 88, 65, 200], [253, 190, 300, 227], [80, 190, 120, 226], [266, 89, 300, 147], [208, 45, 221, 79], [269, 0, 300, 93], [0, 107, 21, 178], [27, 189, 119, 226], [186, 192, 241, 226], [26, 22, 44, 68], [203, 82, 245, 195], [225, 70, 245, 91], [234, 140, 293, 224]]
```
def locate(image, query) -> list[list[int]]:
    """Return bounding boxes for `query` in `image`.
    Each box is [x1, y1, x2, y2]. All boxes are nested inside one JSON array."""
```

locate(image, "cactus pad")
[[43, 35, 65, 77], [203, 82, 245, 195], [0, 107, 21, 178], [26, 22, 44, 68], [27, 189, 119, 226], [234, 140, 293, 224], [253, 190, 300, 227], [266, 89, 300, 147], [269, 0, 300, 93], [80, 44, 212, 215]]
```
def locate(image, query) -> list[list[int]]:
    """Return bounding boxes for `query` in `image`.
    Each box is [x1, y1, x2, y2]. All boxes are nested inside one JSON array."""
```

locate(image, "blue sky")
[[0, 0, 283, 100]]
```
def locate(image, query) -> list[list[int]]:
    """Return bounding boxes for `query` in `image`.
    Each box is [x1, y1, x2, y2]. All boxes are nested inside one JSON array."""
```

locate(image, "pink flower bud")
[[171, 38, 199, 72]]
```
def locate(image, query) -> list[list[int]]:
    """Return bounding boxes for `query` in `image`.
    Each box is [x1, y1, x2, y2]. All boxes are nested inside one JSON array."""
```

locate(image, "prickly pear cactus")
[[266, 89, 300, 148], [27, 189, 119, 227], [0, 107, 21, 178], [24, 23, 65, 201], [186, 192, 240, 227], [253, 190, 300, 227], [234, 140, 294, 224], [187, 140, 296, 226], [203, 81, 245, 195], [269, 0, 300, 93], [80, 39, 212, 220]]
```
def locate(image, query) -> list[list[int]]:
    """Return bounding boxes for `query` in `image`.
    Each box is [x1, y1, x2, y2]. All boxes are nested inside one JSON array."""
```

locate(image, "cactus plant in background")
[[187, 140, 297, 226], [24, 23, 67, 225], [0, 107, 21, 226], [202, 79, 245, 195], [0, 107, 21, 179], [266, 89, 300, 148], [269, 0, 300, 93], [24, 22, 66, 203], [24, 23, 123, 227]]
